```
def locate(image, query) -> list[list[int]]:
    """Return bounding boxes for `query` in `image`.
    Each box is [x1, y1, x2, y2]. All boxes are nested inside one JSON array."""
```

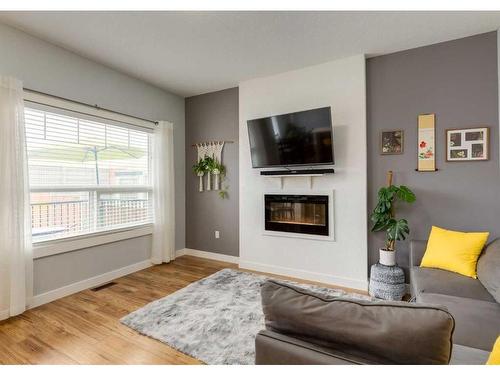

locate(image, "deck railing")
[[31, 199, 149, 239]]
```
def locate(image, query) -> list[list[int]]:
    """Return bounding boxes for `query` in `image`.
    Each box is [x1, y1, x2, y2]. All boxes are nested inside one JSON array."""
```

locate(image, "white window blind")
[[25, 104, 153, 242]]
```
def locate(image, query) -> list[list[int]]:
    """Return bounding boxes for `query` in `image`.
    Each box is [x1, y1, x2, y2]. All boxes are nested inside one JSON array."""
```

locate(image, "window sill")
[[33, 225, 153, 259]]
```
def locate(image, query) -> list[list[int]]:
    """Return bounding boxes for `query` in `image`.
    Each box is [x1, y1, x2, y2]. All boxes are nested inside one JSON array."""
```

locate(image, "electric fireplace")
[[264, 194, 329, 236]]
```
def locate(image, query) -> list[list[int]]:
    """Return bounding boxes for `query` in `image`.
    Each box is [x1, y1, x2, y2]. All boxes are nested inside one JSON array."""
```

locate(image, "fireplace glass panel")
[[265, 194, 329, 236], [269, 202, 326, 227]]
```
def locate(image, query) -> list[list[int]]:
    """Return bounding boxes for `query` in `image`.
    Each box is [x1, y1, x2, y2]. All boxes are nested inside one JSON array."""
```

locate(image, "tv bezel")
[[247, 106, 335, 169]]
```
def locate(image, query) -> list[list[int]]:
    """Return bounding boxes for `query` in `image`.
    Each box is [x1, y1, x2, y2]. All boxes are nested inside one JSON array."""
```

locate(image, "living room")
[[0, 1, 499, 370]]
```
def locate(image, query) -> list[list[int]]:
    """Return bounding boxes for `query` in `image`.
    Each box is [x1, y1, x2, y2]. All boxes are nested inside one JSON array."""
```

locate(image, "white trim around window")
[[33, 224, 153, 259], [24, 91, 157, 258], [29, 185, 153, 193], [23, 90, 157, 131]]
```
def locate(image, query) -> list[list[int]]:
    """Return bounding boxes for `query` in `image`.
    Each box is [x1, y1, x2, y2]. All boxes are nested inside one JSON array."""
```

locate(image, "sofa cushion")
[[477, 238, 500, 303], [410, 266, 495, 302], [418, 293, 500, 351], [450, 345, 491, 365], [420, 226, 489, 278], [255, 330, 369, 365], [261, 280, 455, 365]]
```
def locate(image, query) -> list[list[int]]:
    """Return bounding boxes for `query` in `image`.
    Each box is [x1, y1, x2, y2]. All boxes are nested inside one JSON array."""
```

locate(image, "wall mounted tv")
[[247, 107, 334, 168]]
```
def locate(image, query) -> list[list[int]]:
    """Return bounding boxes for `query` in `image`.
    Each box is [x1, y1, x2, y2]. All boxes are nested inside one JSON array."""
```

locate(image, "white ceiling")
[[1, 11, 500, 97]]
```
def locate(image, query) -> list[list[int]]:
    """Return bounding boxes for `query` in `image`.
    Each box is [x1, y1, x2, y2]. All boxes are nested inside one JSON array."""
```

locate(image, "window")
[[25, 104, 153, 243]]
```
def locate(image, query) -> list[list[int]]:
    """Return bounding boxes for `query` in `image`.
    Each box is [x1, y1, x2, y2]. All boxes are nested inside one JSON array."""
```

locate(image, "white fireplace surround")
[[262, 190, 335, 242], [239, 54, 368, 291]]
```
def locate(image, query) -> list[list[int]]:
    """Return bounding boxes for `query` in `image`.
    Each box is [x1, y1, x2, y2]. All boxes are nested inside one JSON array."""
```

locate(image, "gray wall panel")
[[185, 88, 239, 256], [366, 32, 499, 276]]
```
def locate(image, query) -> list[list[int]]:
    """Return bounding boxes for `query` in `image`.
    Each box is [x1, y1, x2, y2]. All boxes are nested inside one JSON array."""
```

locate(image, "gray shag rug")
[[120, 268, 371, 365]]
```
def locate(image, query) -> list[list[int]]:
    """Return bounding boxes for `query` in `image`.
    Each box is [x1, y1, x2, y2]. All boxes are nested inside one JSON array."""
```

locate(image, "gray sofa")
[[255, 280, 491, 365], [410, 239, 500, 353]]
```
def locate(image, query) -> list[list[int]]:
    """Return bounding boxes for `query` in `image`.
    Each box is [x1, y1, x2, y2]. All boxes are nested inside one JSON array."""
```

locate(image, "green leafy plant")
[[192, 156, 228, 199], [204, 156, 226, 176], [218, 187, 229, 199], [192, 158, 208, 175], [371, 185, 416, 251]]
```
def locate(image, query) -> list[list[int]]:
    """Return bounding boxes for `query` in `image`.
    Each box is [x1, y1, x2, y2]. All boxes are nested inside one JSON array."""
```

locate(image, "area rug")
[[120, 268, 372, 365]]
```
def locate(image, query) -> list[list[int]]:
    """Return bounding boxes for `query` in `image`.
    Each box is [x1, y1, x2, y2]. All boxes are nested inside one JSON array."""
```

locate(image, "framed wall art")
[[417, 113, 437, 171], [446, 127, 489, 161], [380, 130, 404, 155]]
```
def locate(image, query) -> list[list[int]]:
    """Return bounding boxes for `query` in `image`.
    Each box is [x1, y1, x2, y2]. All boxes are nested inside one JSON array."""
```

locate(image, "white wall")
[[0, 22, 186, 297], [239, 55, 368, 290]]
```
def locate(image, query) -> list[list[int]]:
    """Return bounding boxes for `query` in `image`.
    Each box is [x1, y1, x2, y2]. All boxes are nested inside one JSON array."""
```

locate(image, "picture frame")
[[446, 127, 489, 162], [380, 130, 404, 155]]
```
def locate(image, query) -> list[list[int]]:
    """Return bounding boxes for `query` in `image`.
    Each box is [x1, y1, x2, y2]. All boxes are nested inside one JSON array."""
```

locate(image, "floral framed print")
[[380, 130, 404, 155], [417, 113, 437, 171], [446, 127, 489, 161]]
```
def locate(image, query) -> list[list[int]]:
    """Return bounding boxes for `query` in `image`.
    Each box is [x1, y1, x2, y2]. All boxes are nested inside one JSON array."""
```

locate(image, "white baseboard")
[[30, 259, 153, 308], [175, 248, 188, 257], [0, 309, 9, 321], [176, 248, 239, 264], [239, 260, 368, 292], [176, 250, 366, 291]]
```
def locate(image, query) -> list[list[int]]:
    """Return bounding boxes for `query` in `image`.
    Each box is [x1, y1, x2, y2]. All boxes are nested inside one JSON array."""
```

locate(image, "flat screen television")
[[247, 107, 334, 168]]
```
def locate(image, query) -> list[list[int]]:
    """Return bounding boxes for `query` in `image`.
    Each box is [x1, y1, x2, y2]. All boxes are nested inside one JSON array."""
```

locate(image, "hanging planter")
[[192, 158, 208, 192], [206, 171, 212, 191], [213, 162, 228, 199], [204, 156, 214, 191], [193, 156, 228, 198], [197, 172, 204, 192], [213, 169, 220, 190], [205, 157, 226, 191]]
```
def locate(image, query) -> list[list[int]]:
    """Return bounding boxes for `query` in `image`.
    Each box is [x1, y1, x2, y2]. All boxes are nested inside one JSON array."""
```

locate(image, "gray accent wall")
[[185, 88, 239, 257], [367, 32, 499, 274], [0, 22, 186, 295]]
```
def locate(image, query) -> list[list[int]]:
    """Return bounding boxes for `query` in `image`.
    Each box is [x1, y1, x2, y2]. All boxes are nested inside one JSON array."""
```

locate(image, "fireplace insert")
[[264, 194, 329, 236]]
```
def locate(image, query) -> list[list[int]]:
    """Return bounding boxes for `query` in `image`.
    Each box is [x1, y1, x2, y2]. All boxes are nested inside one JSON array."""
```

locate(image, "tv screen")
[[247, 107, 334, 168]]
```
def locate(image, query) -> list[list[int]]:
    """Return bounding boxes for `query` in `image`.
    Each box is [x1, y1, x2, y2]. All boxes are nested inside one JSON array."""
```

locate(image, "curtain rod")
[[24, 88, 159, 126]]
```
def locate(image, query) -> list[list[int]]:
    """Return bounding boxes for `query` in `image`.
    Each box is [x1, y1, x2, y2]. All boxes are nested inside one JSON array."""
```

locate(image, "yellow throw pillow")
[[420, 226, 489, 278], [487, 336, 500, 365]]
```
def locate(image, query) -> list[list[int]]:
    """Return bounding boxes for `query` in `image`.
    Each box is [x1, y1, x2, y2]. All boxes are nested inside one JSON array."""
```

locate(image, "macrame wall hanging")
[[193, 141, 231, 197]]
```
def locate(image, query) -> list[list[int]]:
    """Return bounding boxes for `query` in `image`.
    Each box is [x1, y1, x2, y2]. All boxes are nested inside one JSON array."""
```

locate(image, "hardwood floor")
[[0, 255, 362, 364]]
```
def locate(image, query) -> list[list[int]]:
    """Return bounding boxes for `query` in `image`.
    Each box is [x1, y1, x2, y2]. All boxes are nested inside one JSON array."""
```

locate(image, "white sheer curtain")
[[151, 121, 176, 264], [0, 76, 33, 319]]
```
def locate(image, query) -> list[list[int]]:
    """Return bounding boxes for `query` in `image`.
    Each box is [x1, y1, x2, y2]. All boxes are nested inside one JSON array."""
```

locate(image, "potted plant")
[[371, 183, 416, 266], [193, 158, 208, 192], [202, 156, 214, 191], [205, 157, 226, 190], [206, 157, 229, 198]]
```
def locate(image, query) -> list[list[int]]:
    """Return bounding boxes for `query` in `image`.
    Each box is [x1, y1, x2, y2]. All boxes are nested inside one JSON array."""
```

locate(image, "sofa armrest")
[[410, 240, 428, 267]]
